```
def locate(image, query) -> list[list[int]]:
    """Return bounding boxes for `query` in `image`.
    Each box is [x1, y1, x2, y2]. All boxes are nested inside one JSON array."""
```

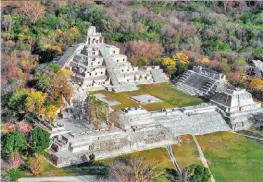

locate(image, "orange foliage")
[[250, 78, 263, 91], [172, 52, 189, 64], [17, 121, 32, 135], [2, 122, 16, 134]]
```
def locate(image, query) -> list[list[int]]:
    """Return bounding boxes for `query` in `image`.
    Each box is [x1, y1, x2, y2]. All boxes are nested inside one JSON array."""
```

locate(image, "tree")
[[184, 164, 211, 182], [109, 158, 155, 182], [197, 57, 210, 64], [172, 52, 190, 65], [17, 121, 33, 135], [155, 57, 176, 77], [8, 89, 29, 112], [86, 96, 109, 129], [167, 164, 211, 182], [50, 69, 73, 101], [6, 168, 25, 182], [9, 152, 24, 169], [2, 131, 27, 156], [14, 2, 45, 23], [26, 91, 47, 114], [31, 128, 50, 153], [250, 78, 263, 91], [125, 40, 163, 65], [40, 105, 59, 123], [35, 75, 51, 92], [1, 122, 16, 134], [28, 154, 45, 176]]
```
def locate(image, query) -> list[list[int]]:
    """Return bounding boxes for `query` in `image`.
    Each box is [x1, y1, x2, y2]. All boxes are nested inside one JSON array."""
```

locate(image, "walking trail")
[[192, 135, 216, 182], [230, 131, 263, 142], [166, 145, 182, 177]]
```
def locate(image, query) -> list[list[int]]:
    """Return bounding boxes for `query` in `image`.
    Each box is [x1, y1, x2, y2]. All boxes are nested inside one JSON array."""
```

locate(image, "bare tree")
[[109, 158, 156, 182]]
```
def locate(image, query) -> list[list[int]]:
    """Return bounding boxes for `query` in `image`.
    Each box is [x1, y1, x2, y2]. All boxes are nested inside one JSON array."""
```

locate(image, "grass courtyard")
[[89, 82, 204, 111], [197, 132, 263, 182], [172, 135, 202, 168]]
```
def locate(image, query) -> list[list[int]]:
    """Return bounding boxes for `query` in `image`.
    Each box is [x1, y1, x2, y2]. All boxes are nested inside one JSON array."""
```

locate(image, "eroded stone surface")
[[130, 94, 163, 105]]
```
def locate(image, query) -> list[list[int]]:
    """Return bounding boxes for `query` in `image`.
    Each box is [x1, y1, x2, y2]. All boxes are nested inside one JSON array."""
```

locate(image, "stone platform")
[[130, 94, 163, 105]]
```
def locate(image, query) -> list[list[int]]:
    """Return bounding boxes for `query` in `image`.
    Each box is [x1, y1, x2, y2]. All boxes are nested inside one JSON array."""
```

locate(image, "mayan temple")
[[57, 26, 168, 93]]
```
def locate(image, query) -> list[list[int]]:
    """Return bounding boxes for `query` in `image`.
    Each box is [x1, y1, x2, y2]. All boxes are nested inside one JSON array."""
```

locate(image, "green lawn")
[[99, 147, 175, 182], [197, 132, 263, 182], [172, 135, 202, 169], [89, 83, 203, 111]]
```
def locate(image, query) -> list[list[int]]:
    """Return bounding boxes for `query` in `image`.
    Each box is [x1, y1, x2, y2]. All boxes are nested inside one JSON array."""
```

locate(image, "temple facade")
[[211, 88, 263, 130]]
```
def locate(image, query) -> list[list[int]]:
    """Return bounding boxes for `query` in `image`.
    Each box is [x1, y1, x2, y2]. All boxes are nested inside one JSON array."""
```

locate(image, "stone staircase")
[[174, 82, 204, 96], [174, 71, 192, 83], [150, 69, 167, 83]]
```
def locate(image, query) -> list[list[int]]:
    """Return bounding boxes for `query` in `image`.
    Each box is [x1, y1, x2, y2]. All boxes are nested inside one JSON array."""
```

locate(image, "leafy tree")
[[156, 57, 176, 77], [250, 78, 263, 91], [31, 128, 50, 153], [40, 105, 59, 123], [2, 131, 27, 156], [35, 75, 51, 92], [8, 152, 24, 169], [6, 168, 24, 182], [26, 91, 47, 114], [50, 69, 73, 101], [166, 164, 211, 182], [185, 164, 211, 182], [8, 89, 29, 112], [28, 154, 45, 176]]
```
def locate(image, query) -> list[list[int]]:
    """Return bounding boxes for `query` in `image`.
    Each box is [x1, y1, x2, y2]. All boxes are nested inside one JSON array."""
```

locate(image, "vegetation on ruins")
[[86, 96, 109, 129]]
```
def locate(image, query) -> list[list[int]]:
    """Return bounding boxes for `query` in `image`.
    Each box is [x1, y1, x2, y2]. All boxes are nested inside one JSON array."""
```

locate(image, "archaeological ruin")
[[173, 66, 227, 97], [43, 26, 263, 167], [57, 26, 168, 93]]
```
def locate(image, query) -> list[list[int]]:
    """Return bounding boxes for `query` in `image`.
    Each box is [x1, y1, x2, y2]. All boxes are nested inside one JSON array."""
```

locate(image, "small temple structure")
[[211, 88, 263, 130]]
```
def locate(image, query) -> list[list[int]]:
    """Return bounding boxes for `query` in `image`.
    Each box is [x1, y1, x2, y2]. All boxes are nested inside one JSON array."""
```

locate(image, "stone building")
[[57, 26, 168, 92], [49, 104, 230, 167], [173, 66, 227, 97], [210, 88, 263, 130]]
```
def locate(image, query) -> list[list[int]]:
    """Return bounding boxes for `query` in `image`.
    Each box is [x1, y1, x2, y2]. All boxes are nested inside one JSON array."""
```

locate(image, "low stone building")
[[49, 104, 230, 167]]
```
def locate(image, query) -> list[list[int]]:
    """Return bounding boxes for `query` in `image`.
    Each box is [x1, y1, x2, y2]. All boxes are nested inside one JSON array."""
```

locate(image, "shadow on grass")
[[64, 161, 109, 177], [165, 168, 180, 182]]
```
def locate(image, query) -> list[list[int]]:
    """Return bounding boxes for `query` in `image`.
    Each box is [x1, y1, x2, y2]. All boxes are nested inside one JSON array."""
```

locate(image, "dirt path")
[[192, 135, 216, 182], [166, 145, 182, 177], [18, 175, 112, 182], [230, 131, 263, 142]]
